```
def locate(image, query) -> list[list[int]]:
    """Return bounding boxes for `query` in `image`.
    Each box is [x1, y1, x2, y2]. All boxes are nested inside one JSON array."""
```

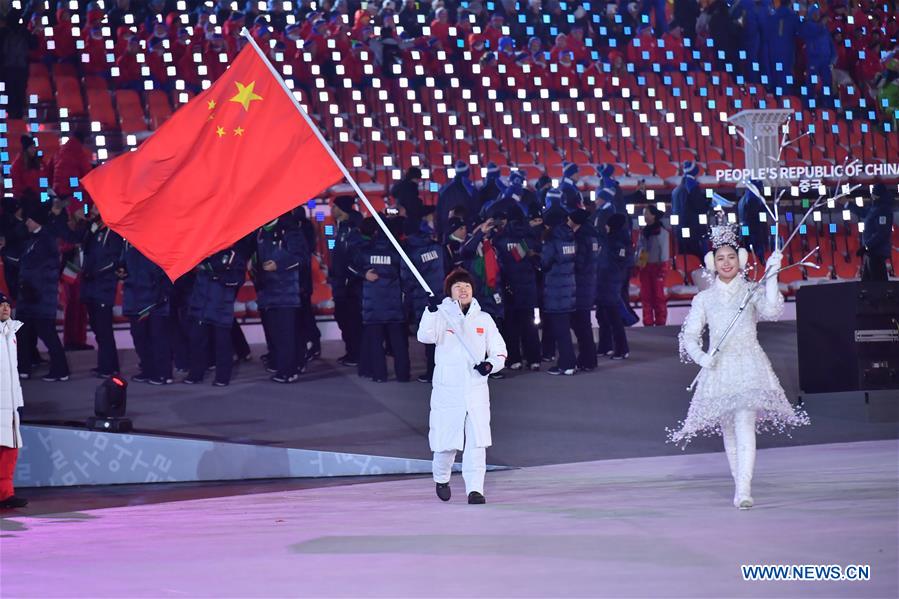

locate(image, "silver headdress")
[[709, 212, 740, 250]]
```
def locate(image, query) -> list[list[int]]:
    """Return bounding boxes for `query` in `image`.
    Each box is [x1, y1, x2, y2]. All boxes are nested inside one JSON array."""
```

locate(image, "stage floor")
[[2, 440, 896, 598], [22, 323, 899, 467]]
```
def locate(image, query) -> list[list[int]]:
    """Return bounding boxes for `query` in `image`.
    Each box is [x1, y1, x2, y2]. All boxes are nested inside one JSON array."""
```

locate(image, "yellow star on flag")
[[229, 81, 263, 111], [233, 127, 245, 136], [216, 126, 226, 138], [208, 99, 216, 110]]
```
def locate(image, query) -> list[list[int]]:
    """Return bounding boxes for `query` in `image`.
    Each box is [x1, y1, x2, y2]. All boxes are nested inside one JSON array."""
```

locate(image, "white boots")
[[722, 410, 757, 509]]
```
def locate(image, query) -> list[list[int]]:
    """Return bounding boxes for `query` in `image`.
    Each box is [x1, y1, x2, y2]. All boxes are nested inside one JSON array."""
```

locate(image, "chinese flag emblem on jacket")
[[83, 43, 343, 280]]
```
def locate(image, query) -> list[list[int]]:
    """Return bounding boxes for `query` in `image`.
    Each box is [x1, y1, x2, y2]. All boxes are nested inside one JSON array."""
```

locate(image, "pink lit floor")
[[2, 439, 896, 598]]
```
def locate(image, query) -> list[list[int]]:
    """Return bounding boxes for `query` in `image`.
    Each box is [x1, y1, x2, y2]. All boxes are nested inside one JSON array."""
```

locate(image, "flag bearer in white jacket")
[[0, 293, 27, 509], [418, 269, 507, 504]]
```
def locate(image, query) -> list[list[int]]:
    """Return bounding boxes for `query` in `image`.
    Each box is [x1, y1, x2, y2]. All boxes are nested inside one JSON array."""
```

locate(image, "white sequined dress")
[[668, 275, 810, 445]]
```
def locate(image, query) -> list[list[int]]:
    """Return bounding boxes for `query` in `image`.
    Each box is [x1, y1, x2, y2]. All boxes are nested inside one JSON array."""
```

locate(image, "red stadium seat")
[[147, 90, 172, 130], [54, 75, 86, 117], [115, 90, 146, 133]]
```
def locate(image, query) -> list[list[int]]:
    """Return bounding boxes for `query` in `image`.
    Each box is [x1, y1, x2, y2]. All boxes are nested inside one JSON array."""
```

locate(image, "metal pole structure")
[[241, 30, 483, 362]]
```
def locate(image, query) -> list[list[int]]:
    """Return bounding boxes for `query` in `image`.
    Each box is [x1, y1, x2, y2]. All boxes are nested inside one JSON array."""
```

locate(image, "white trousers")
[[722, 409, 757, 501], [432, 414, 486, 494]]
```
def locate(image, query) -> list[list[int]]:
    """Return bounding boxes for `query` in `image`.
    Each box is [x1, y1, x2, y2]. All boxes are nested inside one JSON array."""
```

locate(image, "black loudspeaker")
[[796, 281, 899, 394]]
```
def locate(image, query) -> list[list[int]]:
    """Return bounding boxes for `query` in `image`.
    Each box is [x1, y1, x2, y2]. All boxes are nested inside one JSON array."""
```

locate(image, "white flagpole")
[[240, 29, 436, 297]]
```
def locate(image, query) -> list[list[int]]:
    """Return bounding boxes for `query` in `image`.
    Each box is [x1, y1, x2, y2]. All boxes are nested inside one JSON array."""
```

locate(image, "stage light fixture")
[[86, 377, 133, 433]]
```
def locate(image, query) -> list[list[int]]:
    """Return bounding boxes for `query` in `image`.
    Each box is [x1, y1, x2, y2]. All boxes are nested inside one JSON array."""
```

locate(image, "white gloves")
[[698, 352, 717, 369], [765, 251, 783, 301], [765, 251, 783, 272]]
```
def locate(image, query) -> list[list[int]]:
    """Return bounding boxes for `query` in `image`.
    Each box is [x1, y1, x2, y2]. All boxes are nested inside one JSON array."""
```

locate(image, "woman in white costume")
[[668, 224, 809, 509], [418, 269, 507, 504]]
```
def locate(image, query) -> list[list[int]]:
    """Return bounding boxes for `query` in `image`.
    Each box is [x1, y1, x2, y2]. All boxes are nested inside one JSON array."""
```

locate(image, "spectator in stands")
[[661, 21, 688, 68], [120, 242, 172, 385], [354, 217, 410, 383], [730, 0, 765, 82], [636, 205, 670, 326], [673, 0, 701, 40], [267, 0, 289, 32], [596, 212, 631, 360], [50, 6, 77, 63], [569, 208, 599, 372], [847, 183, 895, 282], [10, 136, 48, 200], [444, 216, 468, 271], [0, 9, 34, 120], [329, 197, 363, 367], [0, 291, 27, 510], [800, 5, 837, 100], [401, 213, 446, 383], [147, 37, 171, 91], [106, 0, 133, 32], [764, 0, 801, 91], [540, 205, 577, 375], [115, 36, 143, 90], [185, 245, 246, 387], [16, 201, 70, 382], [398, 0, 423, 38], [254, 214, 304, 384]]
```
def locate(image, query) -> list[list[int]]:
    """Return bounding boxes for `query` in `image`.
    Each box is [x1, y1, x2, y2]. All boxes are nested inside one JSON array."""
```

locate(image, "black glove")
[[427, 295, 440, 312], [474, 361, 493, 376]]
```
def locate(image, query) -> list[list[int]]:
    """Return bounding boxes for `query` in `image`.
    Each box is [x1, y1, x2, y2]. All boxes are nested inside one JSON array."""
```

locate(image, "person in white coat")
[[418, 269, 507, 504], [668, 224, 809, 509], [0, 293, 28, 509]]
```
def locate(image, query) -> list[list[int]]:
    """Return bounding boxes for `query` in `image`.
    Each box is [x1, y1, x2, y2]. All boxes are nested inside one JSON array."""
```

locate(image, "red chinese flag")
[[82, 43, 344, 280]]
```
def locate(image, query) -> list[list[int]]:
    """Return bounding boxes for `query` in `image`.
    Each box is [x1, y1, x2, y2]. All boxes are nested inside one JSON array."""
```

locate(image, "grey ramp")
[[14, 425, 507, 487], [22, 322, 899, 467]]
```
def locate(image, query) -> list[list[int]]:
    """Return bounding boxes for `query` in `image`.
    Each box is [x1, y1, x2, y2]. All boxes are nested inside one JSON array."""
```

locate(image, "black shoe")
[[148, 377, 174, 385], [182, 378, 202, 385], [18, 372, 30, 380], [271, 373, 300, 384], [0, 495, 28, 509], [541, 355, 554, 363], [237, 354, 251, 362], [436, 482, 451, 501], [488, 372, 504, 380], [579, 365, 596, 372], [610, 353, 629, 360], [41, 375, 70, 382], [265, 367, 278, 374], [95, 371, 113, 379], [338, 358, 359, 367], [212, 380, 229, 387], [467, 491, 486, 505], [306, 348, 321, 361], [417, 374, 432, 383], [132, 373, 150, 383]]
